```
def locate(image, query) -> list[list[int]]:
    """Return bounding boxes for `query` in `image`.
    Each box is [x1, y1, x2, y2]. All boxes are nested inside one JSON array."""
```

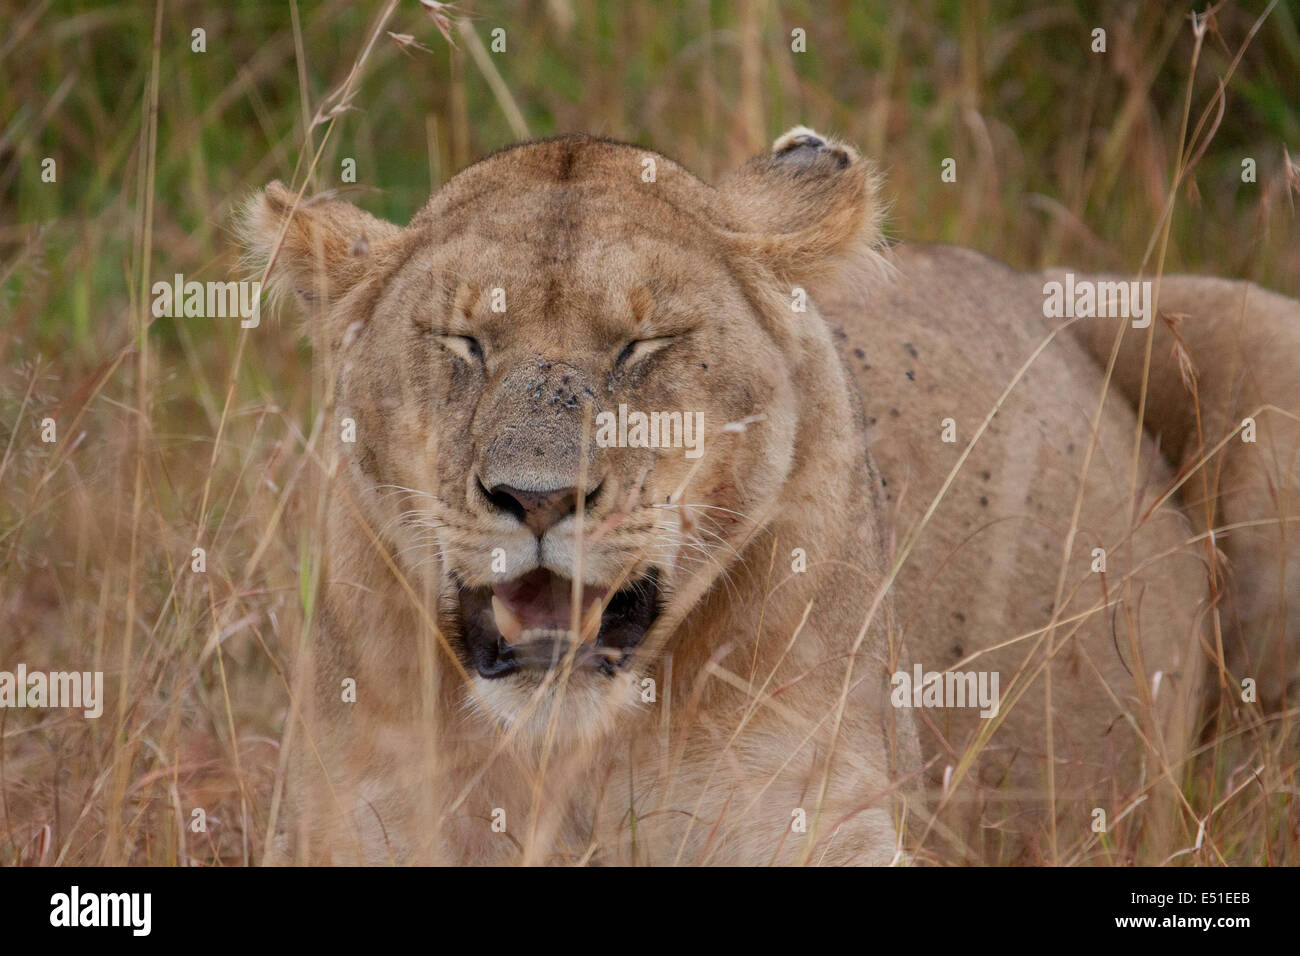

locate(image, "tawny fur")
[[241, 130, 1298, 865]]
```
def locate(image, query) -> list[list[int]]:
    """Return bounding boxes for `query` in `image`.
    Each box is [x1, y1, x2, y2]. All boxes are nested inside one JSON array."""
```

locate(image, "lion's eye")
[[615, 336, 675, 369], [437, 334, 484, 365]]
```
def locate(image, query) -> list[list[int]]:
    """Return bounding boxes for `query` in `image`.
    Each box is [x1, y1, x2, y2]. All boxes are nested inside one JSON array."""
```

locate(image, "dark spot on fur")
[[555, 142, 579, 181], [903, 342, 919, 359], [979, 495, 988, 507], [889, 407, 900, 417], [980, 470, 991, 481], [953, 611, 966, 623], [905, 369, 915, 381], [951, 643, 963, 657], [358, 442, 380, 481], [700, 363, 708, 370], [853, 347, 865, 359]]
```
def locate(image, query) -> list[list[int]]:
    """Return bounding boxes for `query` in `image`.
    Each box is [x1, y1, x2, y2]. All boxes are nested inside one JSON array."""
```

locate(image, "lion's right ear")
[[237, 181, 402, 309], [717, 126, 887, 289]]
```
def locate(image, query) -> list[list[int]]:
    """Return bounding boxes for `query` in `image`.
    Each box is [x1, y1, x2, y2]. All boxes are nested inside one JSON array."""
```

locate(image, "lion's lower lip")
[[454, 569, 661, 679]]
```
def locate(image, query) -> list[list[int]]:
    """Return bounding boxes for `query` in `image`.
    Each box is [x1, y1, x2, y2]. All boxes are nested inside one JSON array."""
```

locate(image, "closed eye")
[[615, 336, 676, 369], [436, 334, 484, 364]]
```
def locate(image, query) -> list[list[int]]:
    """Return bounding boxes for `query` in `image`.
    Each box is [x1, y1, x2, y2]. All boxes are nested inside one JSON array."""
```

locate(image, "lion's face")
[[358, 182, 797, 733], [243, 131, 881, 737]]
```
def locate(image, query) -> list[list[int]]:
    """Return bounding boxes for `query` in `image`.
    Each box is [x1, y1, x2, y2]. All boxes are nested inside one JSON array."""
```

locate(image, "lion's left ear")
[[717, 126, 885, 287]]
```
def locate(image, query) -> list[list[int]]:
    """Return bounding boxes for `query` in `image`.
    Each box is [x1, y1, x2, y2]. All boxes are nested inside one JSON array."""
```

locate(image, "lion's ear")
[[718, 126, 886, 287], [238, 181, 402, 310]]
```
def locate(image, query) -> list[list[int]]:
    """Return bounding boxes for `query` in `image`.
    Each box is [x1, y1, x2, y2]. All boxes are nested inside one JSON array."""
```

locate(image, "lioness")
[[242, 128, 1299, 865]]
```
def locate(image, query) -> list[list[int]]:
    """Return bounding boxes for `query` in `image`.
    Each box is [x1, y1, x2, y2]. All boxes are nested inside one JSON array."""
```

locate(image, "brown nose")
[[483, 481, 603, 535]]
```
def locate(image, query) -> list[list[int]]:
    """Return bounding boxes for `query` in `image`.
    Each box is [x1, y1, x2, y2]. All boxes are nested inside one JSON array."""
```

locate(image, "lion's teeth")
[[580, 599, 603, 644], [491, 595, 523, 644], [519, 627, 569, 642], [507, 625, 603, 648]]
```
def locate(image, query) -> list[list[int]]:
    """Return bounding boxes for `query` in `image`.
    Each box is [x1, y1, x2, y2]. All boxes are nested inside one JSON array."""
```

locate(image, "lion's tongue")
[[490, 569, 607, 644]]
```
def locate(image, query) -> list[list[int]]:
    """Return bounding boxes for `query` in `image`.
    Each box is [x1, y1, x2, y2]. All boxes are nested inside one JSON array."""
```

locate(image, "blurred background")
[[0, 0, 1296, 864]]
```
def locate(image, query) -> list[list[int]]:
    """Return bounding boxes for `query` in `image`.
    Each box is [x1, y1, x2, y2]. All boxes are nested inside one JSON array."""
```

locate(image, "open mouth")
[[455, 568, 661, 679]]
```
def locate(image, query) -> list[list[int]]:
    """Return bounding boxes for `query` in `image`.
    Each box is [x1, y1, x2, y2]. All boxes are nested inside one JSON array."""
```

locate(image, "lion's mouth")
[[455, 568, 661, 678]]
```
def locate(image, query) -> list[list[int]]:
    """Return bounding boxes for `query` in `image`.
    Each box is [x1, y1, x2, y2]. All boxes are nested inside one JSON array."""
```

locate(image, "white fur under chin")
[[466, 667, 645, 748]]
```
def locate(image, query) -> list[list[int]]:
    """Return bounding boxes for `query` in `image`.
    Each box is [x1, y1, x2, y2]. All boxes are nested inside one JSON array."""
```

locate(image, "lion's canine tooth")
[[491, 595, 523, 644], [580, 598, 603, 644]]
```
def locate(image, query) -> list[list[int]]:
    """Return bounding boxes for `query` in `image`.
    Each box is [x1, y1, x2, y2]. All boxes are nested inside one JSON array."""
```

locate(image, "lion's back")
[[821, 243, 1207, 860]]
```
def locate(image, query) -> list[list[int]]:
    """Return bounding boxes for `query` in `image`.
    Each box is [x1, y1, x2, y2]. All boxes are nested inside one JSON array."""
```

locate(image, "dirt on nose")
[[477, 358, 602, 494]]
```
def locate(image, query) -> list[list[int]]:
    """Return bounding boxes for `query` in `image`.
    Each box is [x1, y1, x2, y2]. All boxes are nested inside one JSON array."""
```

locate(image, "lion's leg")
[[1062, 274, 1300, 704]]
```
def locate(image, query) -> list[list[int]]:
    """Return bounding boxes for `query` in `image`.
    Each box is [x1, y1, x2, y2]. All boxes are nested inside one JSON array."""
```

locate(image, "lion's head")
[[241, 128, 885, 737]]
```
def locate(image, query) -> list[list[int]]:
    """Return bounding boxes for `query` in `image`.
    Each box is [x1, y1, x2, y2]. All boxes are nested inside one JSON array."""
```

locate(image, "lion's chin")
[[453, 568, 662, 681], [468, 667, 645, 745]]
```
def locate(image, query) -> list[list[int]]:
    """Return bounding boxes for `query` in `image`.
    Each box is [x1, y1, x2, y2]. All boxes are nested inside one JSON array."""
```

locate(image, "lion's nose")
[[482, 480, 603, 535]]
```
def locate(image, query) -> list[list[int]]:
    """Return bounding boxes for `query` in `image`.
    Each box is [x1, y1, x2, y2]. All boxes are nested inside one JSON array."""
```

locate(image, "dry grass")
[[1, 0, 1297, 865]]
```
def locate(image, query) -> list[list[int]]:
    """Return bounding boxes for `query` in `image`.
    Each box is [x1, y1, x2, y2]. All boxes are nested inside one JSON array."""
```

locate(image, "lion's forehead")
[[418, 134, 713, 215], [387, 138, 743, 329], [411, 138, 724, 258], [396, 214, 739, 331], [427, 188, 722, 265]]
